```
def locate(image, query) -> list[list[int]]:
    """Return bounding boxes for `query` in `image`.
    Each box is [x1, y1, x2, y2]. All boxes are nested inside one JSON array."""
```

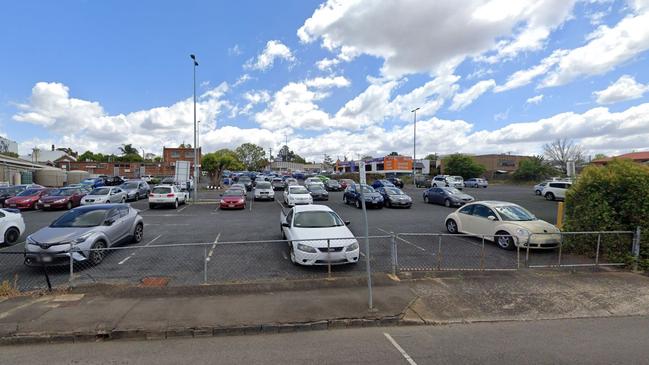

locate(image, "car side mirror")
[[344, 220, 351, 226], [104, 218, 115, 226], [487, 215, 497, 221], [281, 222, 290, 228]]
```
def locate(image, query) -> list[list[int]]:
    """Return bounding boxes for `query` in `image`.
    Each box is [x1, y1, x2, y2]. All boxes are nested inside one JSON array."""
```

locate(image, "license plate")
[[261, 192, 268, 194], [41, 256, 53, 263], [44, 204, 50, 208], [10, 204, 16, 207], [229, 204, 234, 207]]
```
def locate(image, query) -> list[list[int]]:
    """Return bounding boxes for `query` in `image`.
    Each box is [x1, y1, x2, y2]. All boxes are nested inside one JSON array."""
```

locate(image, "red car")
[[339, 179, 355, 190], [219, 189, 246, 210], [4, 188, 50, 210], [38, 187, 86, 210]]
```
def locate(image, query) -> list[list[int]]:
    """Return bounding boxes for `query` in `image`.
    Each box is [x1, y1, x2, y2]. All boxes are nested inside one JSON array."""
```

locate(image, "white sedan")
[[0, 208, 25, 245], [81, 187, 127, 205], [280, 204, 359, 266], [148, 185, 188, 209], [283, 185, 313, 207], [444, 201, 561, 250]]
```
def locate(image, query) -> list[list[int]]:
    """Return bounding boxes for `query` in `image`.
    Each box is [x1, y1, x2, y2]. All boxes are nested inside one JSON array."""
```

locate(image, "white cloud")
[[298, 0, 576, 77], [494, 49, 567, 92], [304, 76, 350, 89], [315, 57, 340, 71], [526, 94, 544, 104], [228, 44, 243, 56], [244, 40, 295, 71], [233, 74, 252, 87], [449, 79, 496, 111], [593, 75, 649, 104]]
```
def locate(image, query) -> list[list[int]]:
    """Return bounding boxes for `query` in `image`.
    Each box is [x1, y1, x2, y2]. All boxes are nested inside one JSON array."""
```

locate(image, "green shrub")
[[443, 154, 486, 179], [513, 156, 559, 181], [564, 159, 649, 269]]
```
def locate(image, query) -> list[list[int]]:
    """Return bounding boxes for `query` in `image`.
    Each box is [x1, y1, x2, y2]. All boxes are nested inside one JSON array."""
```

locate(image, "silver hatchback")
[[24, 204, 144, 267]]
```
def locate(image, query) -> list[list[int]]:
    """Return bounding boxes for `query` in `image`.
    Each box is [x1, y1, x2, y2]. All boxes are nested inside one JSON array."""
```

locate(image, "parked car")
[[24, 204, 144, 266], [220, 189, 247, 209], [0, 208, 25, 246], [67, 184, 93, 194], [38, 187, 85, 210], [0, 186, 21, 208], [304, 177, 324, 187], [343, 184, 384, 209], [81, 177, 105, 189], [120, 180, 150, 201], [229, 183, 246, 191], [423, 187, 474, 207], [271, 178, 285, 191], [324, 179, 342, 191], [445, 201, 561, 250], [292, 171, 305, 180], [237, 176, 253, 191], [414, 175, 431, 188], [280, 204, 358, 266], [160, 177, 176, 185], [141, 175, 153, 183], [148, 185, 188, 209], [464, 178, 488, 188], [253, 181, 275, 201], [431, 175, 464, 189], [377, 187, 412, 208], [253, 177, 266, 187], [103, 176, 125, 186], [284, 178, 299, 188], [339, 179, 355, 190], [4, 188, 50, 210], [81, 187, 127, 205], [306, 184, 329, 201], [371, 179, 395, 189], [542, 182, 572, 201], [386, 177, 404, 188], [283, 185, 313, 207], [315, 175, 330, 182], [534, 182, 548, 195]]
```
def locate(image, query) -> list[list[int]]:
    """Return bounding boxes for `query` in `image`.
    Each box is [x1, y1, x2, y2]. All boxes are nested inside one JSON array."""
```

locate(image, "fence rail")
[[0, 229, 640, 295]]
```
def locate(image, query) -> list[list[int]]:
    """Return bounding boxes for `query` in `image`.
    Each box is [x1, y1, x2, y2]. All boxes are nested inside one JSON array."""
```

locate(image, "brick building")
[[591, 151, 649, 166], [439, 154, 529, 178]]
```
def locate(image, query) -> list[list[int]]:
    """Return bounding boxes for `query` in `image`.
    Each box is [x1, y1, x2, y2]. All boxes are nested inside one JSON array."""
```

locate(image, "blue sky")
[[2, 0, 649, 161]]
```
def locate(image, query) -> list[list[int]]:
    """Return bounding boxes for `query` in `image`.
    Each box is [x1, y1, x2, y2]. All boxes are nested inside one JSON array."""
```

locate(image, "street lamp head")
[[190, 54, 195, 60], [411, 107, 421, 113]]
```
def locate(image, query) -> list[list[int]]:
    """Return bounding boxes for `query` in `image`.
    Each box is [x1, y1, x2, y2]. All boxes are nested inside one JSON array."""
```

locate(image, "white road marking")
[[360, 251, 365, 257], [377, 228, 426, 252], [282, 251, 288, 260], [144, 223, 189, 226], [177, 205, 188, 213], [206, 233, 221, 262], [0, 297, 51, 320], [118, 234, 162, 265], [384, 333, 418, 365]]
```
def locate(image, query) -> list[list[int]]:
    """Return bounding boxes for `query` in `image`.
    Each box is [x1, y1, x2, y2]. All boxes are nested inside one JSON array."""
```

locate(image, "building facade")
[[591, 151, 649, 165], [335, 156, 430, 175]]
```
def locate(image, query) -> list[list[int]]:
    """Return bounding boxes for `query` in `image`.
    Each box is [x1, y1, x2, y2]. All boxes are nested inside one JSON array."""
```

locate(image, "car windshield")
[[223, 190, 243, 196], [293, 211, 344, 228], [238, 177, 251, 182], [384, 187, 403, 195], [90, 188, 111, 195], [494, 205, 537, 221], [50, 208, 108, 228], [359, 185, 375, 193], [289, 186, 309, 194], [445, 188, 462, 195], [17, 189, 40, 196], [81, 178, 95, 183], [449, 176, 463, 181], [309, 185, 325, 191], [122, 182, 139, 189], [256, 182, 271, 189], [49, 189, 74, 196]]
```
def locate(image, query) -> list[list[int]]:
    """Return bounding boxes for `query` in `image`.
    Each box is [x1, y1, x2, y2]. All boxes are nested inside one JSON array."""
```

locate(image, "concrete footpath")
[[1, 270, 649, 345]]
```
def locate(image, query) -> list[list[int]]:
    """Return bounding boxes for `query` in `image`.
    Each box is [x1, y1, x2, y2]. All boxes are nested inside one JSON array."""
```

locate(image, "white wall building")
[[0, 137, 18, 155]]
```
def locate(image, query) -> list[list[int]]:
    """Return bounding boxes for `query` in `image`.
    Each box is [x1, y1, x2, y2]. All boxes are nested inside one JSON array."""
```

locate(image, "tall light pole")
[[190, 54, 199, 202], [411, 107, 420, 185]]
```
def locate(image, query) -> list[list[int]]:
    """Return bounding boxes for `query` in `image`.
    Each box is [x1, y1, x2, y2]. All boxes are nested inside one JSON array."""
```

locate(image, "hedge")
[[563, 159, 649, 270]]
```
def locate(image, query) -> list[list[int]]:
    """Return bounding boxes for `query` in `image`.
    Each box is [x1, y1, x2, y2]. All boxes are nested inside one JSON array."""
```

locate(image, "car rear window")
[[153, 187, 171, 194], [256, 182, 271, 189]]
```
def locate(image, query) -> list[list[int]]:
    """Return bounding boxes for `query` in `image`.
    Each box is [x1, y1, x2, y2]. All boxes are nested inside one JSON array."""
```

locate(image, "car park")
[[343, 184, 384, 209], [423, 187, 474, 207], [271, 178, 285, 190], [237, 176, 253, 191], [464, 178, 488, 188], [376, 187, 412, 208], [306, 184, 329, 201], [4, 188, 50, 210], [542, 181, 572, 201], [38, 187, 85, 210], [81, 177, 105, 189], [0, 208, 25, 246], [371, 179, 395, 189], [280, 204, 359, 266], [253, 181, 275, 201], [24, 204, 144, 267], [431, 175, 464, 189], [120, 180, 150, 201], [445, 201, 561, 250], [386, 177, 404, 188], [81, 187, 127, 205], [283, 185, 313, 207], [533, 182, 547, 195], [324, 179, 342, 191], [220, 189, 247, 209], [148, 185, 187, 209]]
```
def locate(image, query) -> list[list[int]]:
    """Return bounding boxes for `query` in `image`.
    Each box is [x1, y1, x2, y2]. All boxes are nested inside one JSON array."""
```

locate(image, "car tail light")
[[166, 193, 175, 197], [149, 193, 154, 197]]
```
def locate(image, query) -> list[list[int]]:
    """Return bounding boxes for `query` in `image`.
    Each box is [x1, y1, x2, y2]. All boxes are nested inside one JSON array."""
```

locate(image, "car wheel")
[[121, 197, 126, 203], [444, 199, 451, 207], [4, 227, 20, 245], [446, 219, 458, 234], [66, 201, 72, 210], [289, 244, 298, 265], [356, 200, 362, 209], [174, 199, 179, 209], [343, 196, 348, 204], [386, 200, 391, 208], [89, 241, 107, 266], [496, 231, 516, 250], [535, 190, 541, 195], [432, 183, 437, 187], [135, 193, 139, 201], [424, 195, 429, 204], [132, 223, 144, 243], [545, 192, 555, 201]]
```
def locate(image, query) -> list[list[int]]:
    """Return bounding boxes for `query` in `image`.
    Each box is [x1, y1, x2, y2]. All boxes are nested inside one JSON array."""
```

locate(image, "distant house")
[[20, 145, 77, 166], [591, 151, 649, 166]]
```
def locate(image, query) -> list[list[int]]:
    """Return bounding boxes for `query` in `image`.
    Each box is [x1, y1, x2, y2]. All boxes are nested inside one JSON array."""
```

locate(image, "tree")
[[423, 153, 438, 161], [118, 144, 139, 156], [153, 156, 163, 163], [78, 151, 95, 162], [0, 151, 19, 158], [202, 149, 243, 188], [56, 147, 78, 158], [179, 143, 192, 148], [235, 143, 267, 171], [388, 151, 399, 156], [323, 154, 334, 170], [543, 138, 585, 173], [593, 153, 608, 160], [512, 156, 559, 181], [276, 145, 306, 163], [442, 154, 486, 179]]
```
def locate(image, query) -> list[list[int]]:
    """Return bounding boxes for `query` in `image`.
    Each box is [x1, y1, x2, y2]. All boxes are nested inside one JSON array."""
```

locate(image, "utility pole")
[[411, 107, 420, 185], [190, 54, 199, 203]]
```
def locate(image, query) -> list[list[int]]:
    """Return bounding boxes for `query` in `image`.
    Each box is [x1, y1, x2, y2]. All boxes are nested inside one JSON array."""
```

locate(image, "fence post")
[[480, 235, 485, 271], [594, 233, 601, 269], [68, 247, 74, 288], [437, 235, 442, 270], [632, 227, 641, 272], [516, 238, 520, 270], [525, 235, 531, 268], [203, 245, 208, 284], [390, 233, 397, 276], [327, 239, 332, 279], [557, 234, 564, 267]]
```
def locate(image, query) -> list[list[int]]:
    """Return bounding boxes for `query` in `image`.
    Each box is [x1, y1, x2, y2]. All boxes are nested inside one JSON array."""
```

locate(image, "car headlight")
[[38, 200, 43, 204], [238, 199, 245, 203], [297, 243, 317, 253], [74, 232, 93, 244], [515, 228, 530, 238], [55, 199, 66, 203], [220, 199, 225, 204], [346, 241, 359, 251], [26, 236, 37, 245]]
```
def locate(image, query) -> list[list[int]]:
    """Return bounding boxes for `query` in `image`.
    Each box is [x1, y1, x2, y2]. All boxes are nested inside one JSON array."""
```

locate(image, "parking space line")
[[177, 205, 189, 213], [384, 333, 418, 365], [118, 234, 162, 265], [206, 233, 221, 262], [377, 228, 426, 252]]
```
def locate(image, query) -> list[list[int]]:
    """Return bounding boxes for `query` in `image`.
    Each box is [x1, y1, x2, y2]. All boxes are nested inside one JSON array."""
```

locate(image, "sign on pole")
[[359, 161, 366, 184]]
